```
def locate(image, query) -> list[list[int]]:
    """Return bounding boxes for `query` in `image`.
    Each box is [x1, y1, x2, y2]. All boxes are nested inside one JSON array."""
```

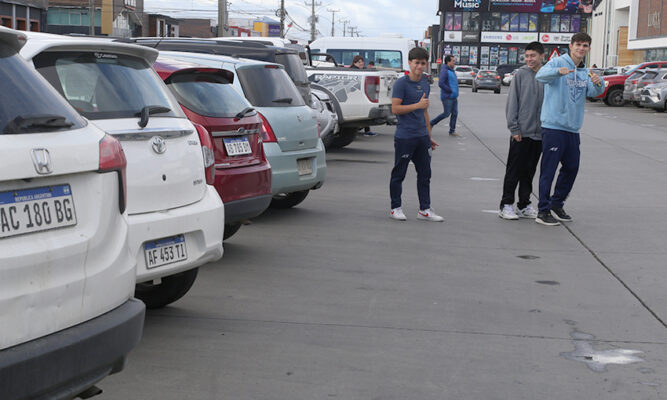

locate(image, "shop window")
[[30, 19, 39, 31], [501, 14, 509, 31], [1, 16, 11, 28], [560, 15, 570, 32], [483, 13, 501, 31], [519, 14, 529, 31], [509, 13, 519, 31], [529, 14, 538, 31], [550, 14, 560, 32], [16, 18, 26, 30]]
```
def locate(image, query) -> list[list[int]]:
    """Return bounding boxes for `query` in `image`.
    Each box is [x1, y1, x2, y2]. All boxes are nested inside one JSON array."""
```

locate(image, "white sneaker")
[[417, 208, 444, 222], [390, 207, 407, 221], [499, 204, 519, 220], [517, 204, 538, 219]]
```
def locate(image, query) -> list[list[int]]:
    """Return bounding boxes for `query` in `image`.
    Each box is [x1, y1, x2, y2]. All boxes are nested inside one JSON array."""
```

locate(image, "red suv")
[[154, 57, 272, 240], [593, 61, 667, 106]]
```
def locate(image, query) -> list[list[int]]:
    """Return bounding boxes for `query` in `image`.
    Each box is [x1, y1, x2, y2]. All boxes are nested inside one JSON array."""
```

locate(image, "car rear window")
[[0, 45, 86, 135], [237, 66, 305, 107], [32, 51, 183, 120], [457, 67, 473, 72], [628, 71, 644, 81], [166, 71, 253, 118], [642, 71, 658, 80], [480, 71, 496, 77], [275, 53, 308, 84]]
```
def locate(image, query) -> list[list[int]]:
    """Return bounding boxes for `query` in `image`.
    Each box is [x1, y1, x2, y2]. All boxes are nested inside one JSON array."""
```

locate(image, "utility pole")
[[280, 0, 286, 38], [327, 8, 339, 36], [340, 19, 349, 37], [348, 26, 357, 37], [305, 0, 321, 42], [218, 0, 228, 37], [89, 0, 94, 35]]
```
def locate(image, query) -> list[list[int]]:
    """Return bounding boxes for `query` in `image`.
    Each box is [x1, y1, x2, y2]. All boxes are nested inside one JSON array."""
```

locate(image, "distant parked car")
[[502, 69, 517, 86], [640, 82, 667, 111], [0, 26, 144, 399], [591, 61, 667, 106], [454, 65, 475, 85], [632, 69, 667, 106], [153, 56, 273, 240], [157, 51, 326, 209], [472, 70, 502, 94], [311, 88, 339, 148], [496, 64, 523, 85], [623, 70, 646, 104], [21, 32, 225, 309]]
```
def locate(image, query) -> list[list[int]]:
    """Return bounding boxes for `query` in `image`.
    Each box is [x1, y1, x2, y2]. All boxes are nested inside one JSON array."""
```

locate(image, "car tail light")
[[257, 112, 277, 143], [98, 134, 127, 213], [496, 75, 501, 80], [471, 72, 476, 76], [365, 76, 380, 103], [477, 74, 483, 78], [403, 70, 409, 75], [631, 80, 638, 84], [193, 123, 215, 185]]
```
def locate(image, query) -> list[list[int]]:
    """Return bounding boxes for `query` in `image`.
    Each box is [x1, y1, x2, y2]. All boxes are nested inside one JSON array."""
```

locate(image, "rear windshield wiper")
[[272, 98, 293, 104], [135, 105, 171, 128], [234, 106, 255, 120], [2, 114, 74, 135]]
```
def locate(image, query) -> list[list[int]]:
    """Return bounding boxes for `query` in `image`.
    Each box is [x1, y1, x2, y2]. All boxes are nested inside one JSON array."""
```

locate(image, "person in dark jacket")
[[499, 41, 545, 220], [429, 55, 460, 137]]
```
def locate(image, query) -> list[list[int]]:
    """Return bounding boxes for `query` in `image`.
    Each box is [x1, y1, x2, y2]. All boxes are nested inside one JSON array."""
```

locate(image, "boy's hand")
[[589, 72, 602, 86], [512, 134, 522, 142], [430, 138, 439, 150], [416, 94, 429, 109], [558, 67, 575, 75]]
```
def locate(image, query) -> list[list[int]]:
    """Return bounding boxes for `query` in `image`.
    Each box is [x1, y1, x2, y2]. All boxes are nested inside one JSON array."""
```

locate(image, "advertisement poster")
[[539, 0, 591, 13], [510, 13, 519, 31], [453, 46, 461, 60], [481, 46, 490, 65], [499, 47, 508, 64], [443, 44, 453, 56], [550, 14, 560, 32], [508, 47, 518, 64], [520, 14, 529, 31], [489, 0, 540, 12], [560, 15, 570, 32], [571, 14, 580, 31], [518, 48, 526, 62], [529, 14, 538, 31], [469, 46, 478, 65], [446, 13, 454, 30], [454, 13, 463, 30], [490, 46, 499, 65], [461, 46, 470, 64], [501, 14, 510, 31]]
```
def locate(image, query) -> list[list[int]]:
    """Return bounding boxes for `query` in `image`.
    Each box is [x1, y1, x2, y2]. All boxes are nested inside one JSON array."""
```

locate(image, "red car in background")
[[591, 61, 667, 106], [154, 57, 272, 240]]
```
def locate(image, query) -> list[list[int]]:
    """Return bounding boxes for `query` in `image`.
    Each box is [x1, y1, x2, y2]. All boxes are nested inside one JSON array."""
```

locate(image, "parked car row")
[[589, 61, 667, 107], [0, 27, 329, 399]]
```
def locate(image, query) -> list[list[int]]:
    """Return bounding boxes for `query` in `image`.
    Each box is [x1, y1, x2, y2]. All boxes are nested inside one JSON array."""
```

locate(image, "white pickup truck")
[[306, 59, 397, 148]]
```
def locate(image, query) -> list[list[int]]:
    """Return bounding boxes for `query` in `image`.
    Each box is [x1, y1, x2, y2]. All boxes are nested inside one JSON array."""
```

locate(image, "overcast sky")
[[144, 0, 441, 42]]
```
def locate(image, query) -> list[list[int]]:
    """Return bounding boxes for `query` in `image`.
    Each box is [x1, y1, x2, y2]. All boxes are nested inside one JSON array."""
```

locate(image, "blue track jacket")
[[438, 65, 458, 100], [535, 54, 605, 133]]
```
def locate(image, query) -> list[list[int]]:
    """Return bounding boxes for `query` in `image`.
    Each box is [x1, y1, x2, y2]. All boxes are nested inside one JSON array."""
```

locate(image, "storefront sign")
[[539, 32, 574, 44], [462, 32, 479, 42], [481, 31, 538, 43], [440, 0, 488, 11], [444, 31, 463, 42], [490, 0, 540, 12]]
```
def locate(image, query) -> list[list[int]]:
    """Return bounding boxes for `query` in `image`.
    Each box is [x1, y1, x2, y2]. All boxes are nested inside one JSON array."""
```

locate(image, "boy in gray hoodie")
[[499, 41, 545, 220]]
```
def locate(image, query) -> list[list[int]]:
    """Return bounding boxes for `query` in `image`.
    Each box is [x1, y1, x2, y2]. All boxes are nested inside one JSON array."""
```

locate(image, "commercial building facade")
[[0, 0, 47, 31], [438, 0, 593, 68]]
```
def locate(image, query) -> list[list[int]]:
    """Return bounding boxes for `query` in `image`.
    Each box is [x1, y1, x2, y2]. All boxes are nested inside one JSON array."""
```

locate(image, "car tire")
[[135, 268, 199, 309], [223, 223, 242, 240], [494, 88, 501, 94], [633, 101, 643, 108], [472, 86, 477, 92], [328, 127, 357, 148], [270, 190, 310, 209], [605, 87, 624, 107], [321, 132, 335, 149]]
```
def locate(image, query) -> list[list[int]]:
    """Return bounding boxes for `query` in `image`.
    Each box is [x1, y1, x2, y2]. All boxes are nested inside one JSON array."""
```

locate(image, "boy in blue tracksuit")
[[534, 32, 605, 226], [429, 55, 460, 136]]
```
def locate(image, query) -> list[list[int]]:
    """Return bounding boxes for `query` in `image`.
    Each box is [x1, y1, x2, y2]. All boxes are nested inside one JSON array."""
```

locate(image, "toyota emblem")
[[151, 136, 167, 154]]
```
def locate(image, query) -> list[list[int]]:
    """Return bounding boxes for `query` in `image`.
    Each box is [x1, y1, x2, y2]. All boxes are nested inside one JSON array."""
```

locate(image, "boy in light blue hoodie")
[[534, 32, 605, 226]]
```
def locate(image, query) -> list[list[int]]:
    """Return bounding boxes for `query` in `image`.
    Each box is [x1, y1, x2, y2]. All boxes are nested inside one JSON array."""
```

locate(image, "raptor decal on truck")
[[308, 74, 361, 102]]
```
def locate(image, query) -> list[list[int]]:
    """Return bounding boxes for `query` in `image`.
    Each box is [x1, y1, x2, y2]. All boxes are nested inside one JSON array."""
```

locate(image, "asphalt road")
[[101, 83, 667, 399]]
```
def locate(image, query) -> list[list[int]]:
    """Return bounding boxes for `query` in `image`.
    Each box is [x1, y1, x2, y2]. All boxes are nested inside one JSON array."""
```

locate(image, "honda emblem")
[[31, 148, 53, 175]]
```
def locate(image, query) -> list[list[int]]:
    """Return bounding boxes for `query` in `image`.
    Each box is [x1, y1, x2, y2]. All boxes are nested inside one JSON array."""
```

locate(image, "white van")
[[309, 35, 416, 72]]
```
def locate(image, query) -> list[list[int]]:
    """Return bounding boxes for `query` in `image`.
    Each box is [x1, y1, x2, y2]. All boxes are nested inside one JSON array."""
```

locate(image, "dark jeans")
[[538, 128, 580, 212], [430, 97, 458, 134], [500, 137, 542, 210], [390, 135, 432, 210]]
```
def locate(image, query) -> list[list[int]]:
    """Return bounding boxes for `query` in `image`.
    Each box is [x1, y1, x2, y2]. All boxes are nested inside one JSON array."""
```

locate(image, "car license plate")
[[0, 184, 77, 239], [297, 158, 313, 176], [144, 235, 188, 269], [223, 137, 252, 156]]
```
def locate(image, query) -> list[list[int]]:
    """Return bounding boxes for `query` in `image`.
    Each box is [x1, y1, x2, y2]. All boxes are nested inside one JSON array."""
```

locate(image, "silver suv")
[[454, 65, 475, 85]]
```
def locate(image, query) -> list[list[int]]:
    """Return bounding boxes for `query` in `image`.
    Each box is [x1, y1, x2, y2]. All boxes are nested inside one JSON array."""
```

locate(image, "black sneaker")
[[536, 212, 560, 226], [551, 207, 572, 222]]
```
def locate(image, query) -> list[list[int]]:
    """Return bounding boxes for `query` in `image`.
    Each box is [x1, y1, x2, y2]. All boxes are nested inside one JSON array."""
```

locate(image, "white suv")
[[0, 27, 144, 399], [20, 33, 225, 308]]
